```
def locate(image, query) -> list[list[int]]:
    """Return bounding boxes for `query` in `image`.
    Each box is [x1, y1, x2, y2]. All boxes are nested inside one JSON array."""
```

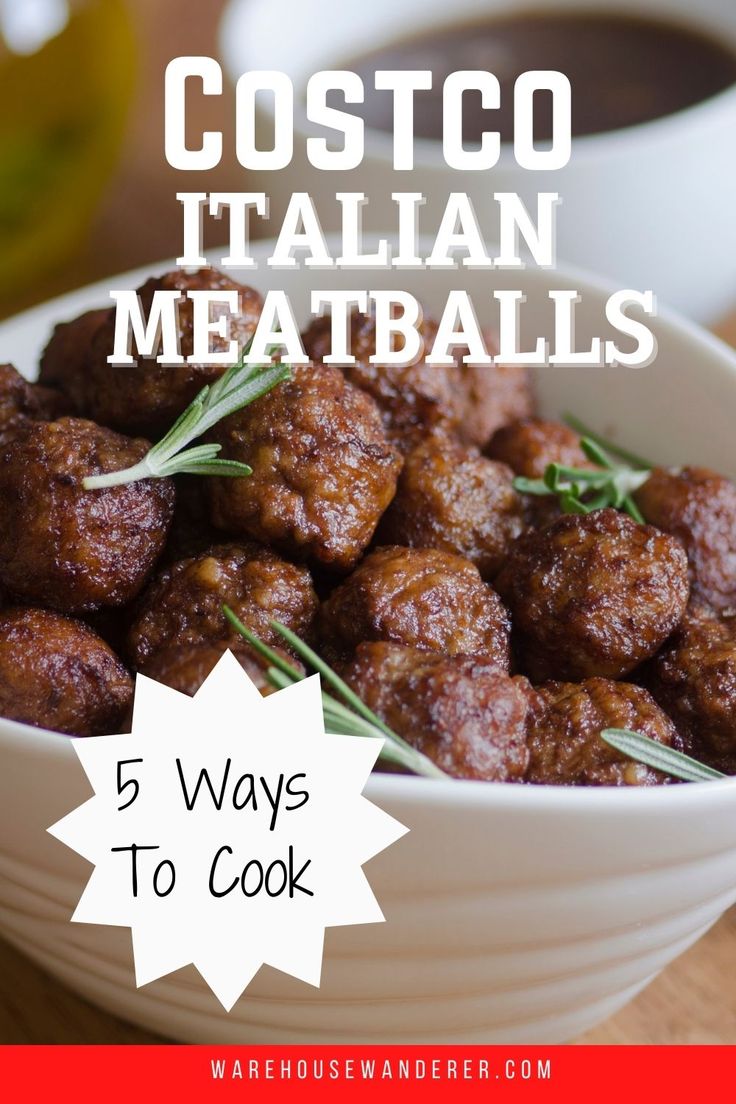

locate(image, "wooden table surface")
[[1, 0, 736, 1046]]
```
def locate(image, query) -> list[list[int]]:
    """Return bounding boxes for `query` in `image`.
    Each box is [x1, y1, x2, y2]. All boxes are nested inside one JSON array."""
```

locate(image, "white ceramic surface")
[[219, 0, 736, 324], [2, 248, 736, 1043]]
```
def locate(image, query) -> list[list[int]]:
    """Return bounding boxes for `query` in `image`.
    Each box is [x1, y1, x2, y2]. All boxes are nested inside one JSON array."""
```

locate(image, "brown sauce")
[[343, 12, 736, 141]]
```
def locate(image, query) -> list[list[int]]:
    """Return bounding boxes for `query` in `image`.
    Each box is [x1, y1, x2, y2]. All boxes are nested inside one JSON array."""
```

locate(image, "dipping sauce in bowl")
[[344, 12, 736, 141]]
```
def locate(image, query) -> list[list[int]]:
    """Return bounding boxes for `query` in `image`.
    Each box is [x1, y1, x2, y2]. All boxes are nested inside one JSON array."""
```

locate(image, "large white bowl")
[[219, 0, 736, 323], [2, 248, 736, 1043]]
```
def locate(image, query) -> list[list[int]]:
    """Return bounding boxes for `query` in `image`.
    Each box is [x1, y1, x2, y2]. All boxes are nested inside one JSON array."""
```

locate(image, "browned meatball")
[[646, 604, 736, 767], [302, 310, 532, 450], [634, 467, 736, 615], [208, 363, 403, 571], [377, 433, 525, 578], [342, 642, 530, 780], [460, 335, 534, 451], [40, 270, 262, 437], [0, 363, 66, 445], [486, 417, 598, 528], [0, 418, 175, 613], [303, 310, 456, 449], [141, 641, 303, 698], [318, 545, 510, 667], [486, 417, 594, 478], [495, 508, 690, 681], [128, 542, 318, 668], [38, 309, 109, 416], [526, 678, 679, 786], [0, 607, 133, 737]]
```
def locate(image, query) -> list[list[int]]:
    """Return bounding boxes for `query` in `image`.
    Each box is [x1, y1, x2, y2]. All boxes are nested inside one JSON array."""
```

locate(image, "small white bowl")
[[1, 246, 736, 1043], [219, 0, 736, 324]]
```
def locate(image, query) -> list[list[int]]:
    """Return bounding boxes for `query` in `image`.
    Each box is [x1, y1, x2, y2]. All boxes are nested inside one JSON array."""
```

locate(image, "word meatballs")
[[109, 284, 656, 370]]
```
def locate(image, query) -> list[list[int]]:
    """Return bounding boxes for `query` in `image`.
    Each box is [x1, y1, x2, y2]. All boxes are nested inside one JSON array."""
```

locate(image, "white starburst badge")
[[48, 651, 407, 1011]]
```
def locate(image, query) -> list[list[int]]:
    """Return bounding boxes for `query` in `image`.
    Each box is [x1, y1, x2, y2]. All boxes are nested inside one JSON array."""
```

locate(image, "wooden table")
[[1, 0, 736, 1045]]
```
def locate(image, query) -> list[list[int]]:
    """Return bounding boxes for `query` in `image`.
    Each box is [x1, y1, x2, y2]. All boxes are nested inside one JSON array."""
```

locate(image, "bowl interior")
[[3, 246, 736, 1049]]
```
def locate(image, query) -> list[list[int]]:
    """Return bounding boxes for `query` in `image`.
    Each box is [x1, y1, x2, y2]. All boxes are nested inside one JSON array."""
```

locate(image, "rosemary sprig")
[[83, 358, 290, 489], [600, 729, 727, 783], [513, 436, 650, 522], [222, 606, 448, 780], [222, 609, 728, 787]]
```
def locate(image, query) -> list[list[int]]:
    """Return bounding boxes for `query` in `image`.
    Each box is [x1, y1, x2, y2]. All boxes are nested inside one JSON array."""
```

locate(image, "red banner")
[[2, 1045, 735, 1101]]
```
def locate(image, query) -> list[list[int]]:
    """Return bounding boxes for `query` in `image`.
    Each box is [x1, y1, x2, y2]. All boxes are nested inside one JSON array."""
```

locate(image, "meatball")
[[208, 363, 403, 571], [486, 417, 594, 478], [486, 417, 598, 528], [0, 418, 175, 613], [377, 432, 525, 578], [495, 508, 689, 681], [317, 545, 511, 667], [646, 604, 736, 767], [40, 270, 262, 437], [128, 542, 318, 668], [342, 642, 530, 780], [634, 467, 736, 615], [302, 310, 532, 450], [460, 338, 534, 451], [526, 678, 679, 786], [0, 607, 133, 737], [0, 362, 65, 445], [302, 310, 457, 449], [38, 308, 109, 416], [140, 641, 303, 698]]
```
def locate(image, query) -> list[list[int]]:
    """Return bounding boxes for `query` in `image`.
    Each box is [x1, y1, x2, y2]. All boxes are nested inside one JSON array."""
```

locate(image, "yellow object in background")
[[0, 0, 135, 300]]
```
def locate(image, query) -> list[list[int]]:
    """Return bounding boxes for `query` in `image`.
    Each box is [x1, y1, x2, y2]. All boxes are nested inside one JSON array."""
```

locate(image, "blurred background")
[[0, 0, 243, 320], [1, 0, 735, 329]]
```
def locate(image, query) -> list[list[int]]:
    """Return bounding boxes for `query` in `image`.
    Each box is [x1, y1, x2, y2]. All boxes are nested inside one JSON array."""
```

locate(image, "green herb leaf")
[[222, 606, 448, 780], [513, 477, 551, 496], [512, 433, 651, 522], [82, 359, 290, 490], [166, 458, 253, 478], [221, 607, 304, 683], [600, 728, 727, 783]]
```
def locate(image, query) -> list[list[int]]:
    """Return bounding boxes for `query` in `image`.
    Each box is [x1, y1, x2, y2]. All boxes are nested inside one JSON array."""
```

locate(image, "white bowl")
[[219, 0, 736, 324], [2, 247, 736, 1043]]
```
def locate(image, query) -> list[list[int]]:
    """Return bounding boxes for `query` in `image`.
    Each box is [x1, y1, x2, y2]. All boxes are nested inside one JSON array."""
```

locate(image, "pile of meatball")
[[1, 267, 735, 788]]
